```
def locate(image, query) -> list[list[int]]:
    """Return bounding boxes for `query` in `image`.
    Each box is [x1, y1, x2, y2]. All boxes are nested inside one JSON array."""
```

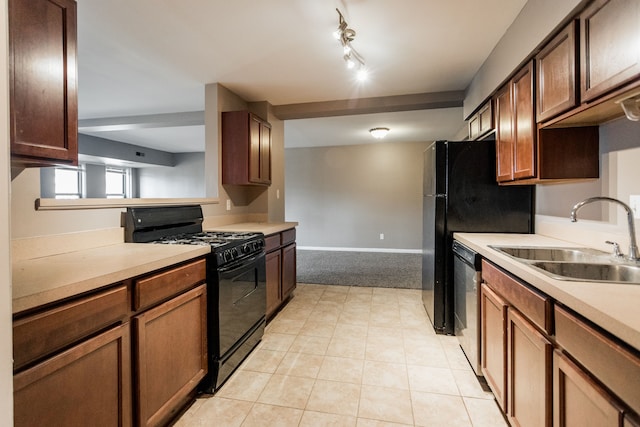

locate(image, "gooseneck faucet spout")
[[570, 196, 640, 261]]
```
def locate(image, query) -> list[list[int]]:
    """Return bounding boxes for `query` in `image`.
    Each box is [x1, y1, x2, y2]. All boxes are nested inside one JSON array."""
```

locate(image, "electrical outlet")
[[380, 233, 384, 240], [277, 189, 280, 199], [630, 195, 640, 219], [226, 199, 231, 211]]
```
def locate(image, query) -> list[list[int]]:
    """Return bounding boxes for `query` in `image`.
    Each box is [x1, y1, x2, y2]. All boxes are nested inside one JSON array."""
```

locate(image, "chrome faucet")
[[570, 196, 640, 261]]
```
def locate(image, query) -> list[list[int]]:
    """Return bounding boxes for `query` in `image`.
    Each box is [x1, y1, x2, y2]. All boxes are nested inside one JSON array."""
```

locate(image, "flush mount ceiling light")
[[333, 8, 367, 81], [369, 127, 390, 139]]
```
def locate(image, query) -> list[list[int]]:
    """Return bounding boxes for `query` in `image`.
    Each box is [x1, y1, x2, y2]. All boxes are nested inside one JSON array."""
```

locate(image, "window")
[[54, 166, 84, 199], [106, 167, 130, 198]]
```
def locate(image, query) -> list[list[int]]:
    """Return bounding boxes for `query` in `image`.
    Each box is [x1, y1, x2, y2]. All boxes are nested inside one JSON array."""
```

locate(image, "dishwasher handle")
[[452, 240, 482, 271]]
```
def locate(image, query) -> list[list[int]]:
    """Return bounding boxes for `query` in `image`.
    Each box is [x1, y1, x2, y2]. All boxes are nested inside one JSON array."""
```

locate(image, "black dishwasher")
[[453, 240, 482, 376]]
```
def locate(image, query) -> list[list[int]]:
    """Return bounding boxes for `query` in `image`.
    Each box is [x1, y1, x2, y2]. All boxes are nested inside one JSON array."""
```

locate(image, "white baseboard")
[[297, 246, 421, 254]]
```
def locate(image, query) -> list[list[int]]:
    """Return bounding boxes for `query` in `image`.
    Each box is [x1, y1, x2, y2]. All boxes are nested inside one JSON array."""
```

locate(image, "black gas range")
[[124, 205, 267, 392]]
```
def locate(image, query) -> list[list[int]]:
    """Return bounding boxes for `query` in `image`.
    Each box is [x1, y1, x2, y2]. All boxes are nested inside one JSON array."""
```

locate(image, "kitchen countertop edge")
[[12, 243, 211, 315], [454, 232, 640, 352], [204, 221, 298, 235]]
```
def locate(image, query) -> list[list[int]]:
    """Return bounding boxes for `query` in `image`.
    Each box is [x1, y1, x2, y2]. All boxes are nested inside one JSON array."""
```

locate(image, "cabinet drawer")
[[282, 228, 296, 246], [481, 260, 552, 334], [555, 304, 640, 414], [134, 259, 206, 311], [13, 285, 128, 370], [265, 234, 280, 253]]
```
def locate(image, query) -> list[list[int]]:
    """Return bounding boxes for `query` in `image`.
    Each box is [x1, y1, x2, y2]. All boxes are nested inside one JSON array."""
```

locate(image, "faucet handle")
[[605, 240, 623, 258]]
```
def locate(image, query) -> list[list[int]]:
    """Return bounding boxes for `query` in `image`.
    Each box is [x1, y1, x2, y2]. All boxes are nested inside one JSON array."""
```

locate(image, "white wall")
[[464, 0, 584, 116], [138, 152, 205, 198], [285, 141, 428, 251], [1, 0, 14, 422]]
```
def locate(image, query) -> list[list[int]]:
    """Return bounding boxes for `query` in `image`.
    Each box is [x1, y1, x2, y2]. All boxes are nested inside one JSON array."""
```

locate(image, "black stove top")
[[150, 231, 261, 248], [124, 206, 265, 266]]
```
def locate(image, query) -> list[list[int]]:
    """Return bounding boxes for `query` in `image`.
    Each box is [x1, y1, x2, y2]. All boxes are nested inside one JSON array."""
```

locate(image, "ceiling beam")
[[78, 111, 205, 132], [272, 91, 465, 120]]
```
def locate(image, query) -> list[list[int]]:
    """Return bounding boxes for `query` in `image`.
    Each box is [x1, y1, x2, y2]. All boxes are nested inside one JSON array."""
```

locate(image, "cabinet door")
[[249, 115, 262, 184], [266, 249, 282, 317], [507, 308, 552, 427], [512, 61, 536, 180], [260, 122, 272, 184], [282, 243, 297, 298], [469, 114, 480, 140], [581, 0, 640, 102], [14, 323, 131, 427], [495, 85, 514, 182], [536, 21, 578, 122], [480, 283, 508, 410], [9, 0, 78, 166], [554, 350, 625, 427], [134, 285, 207, 427]]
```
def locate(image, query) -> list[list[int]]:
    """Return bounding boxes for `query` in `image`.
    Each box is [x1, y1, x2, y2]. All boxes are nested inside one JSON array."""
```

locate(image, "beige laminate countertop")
[[454, 233, 640, 352], [205, 221, 298, 235], [12, 243, 211, 315]]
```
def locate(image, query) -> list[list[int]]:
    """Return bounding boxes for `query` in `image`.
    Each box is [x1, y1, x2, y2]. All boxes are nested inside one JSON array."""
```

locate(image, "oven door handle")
[[218, 252, 265, 274]]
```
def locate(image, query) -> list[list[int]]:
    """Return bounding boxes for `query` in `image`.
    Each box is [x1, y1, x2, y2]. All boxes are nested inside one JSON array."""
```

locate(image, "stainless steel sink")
[[490, 246, 609, 262], [530, 261, 640, 284]]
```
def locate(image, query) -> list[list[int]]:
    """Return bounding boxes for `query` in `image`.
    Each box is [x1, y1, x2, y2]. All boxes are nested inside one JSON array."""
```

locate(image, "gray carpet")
[[296, 250, 422, 289]]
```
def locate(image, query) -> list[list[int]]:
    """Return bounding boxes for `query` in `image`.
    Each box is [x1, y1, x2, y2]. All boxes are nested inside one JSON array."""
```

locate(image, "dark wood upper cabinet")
[[495, 85, 514, 182], [9, 0, 78, 167], [512, 62, 536, 180], [222, 110, 272, 186], [495, 61, 535, 183], [580, 0, 640, 103], [536, 20, 579, 122], [468, 100, 493, 140]]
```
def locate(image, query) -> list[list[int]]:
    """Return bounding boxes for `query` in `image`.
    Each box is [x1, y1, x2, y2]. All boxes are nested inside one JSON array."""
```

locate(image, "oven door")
[[216, 251, 266, 357]]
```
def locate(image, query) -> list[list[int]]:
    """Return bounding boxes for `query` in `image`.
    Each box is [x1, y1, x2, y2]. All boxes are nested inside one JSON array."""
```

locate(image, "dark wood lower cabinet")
[[554, 350, 625, 426], [134, 284, 207, 427], [266, 249, 282, 316], [508, 308, 553, 427], [480, 283, 508, 410], [13, 323, 132, 427], [282, 243, 296, 298], [265, 229, 297, 318]]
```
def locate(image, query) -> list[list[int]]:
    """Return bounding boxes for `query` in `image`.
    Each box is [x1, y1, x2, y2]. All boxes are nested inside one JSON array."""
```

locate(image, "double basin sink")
[[489, 246, 640, 284]]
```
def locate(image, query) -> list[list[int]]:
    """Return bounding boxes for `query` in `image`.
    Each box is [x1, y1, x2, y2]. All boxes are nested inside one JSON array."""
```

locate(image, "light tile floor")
[[174, 284, 508, 427]]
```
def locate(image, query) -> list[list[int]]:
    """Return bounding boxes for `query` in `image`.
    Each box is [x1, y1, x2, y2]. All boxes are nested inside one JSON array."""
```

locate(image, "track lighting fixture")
[[334, 8, 367, 81]]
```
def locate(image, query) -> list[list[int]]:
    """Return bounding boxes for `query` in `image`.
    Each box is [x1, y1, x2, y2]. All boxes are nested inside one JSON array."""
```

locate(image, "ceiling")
[[77, 0, 528, 152]]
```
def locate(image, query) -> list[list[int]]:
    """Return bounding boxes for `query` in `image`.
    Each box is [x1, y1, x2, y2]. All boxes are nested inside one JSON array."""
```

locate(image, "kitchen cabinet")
[[536, 21, 578, 122], [265, 228, 297, 318], [14, 323, 131, 427], [13, 257, 208, 427], [477, 255, 640, 425], [495, 61, 535, 182], [495, 60, 599, 185], [133, 284, 207, 427], [555, 305, 640, 418], [553, 350, 625, 426], [481, 260, 553, 426], [507, 308, 553, 427], [222, 110, 272, 186], [468, 100, 493, 140], [480, 283, 508, 410], [9, 0, 78, 167], [580, 0, 640, 103]]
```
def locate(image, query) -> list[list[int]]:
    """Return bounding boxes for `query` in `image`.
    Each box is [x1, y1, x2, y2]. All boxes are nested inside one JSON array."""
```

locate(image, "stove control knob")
[[223, 251, 232, 262], [242, 244, 250, 254], [231, 248, 239, 258]]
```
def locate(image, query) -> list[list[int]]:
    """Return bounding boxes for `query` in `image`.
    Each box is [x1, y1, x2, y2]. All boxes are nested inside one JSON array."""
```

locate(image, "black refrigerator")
[[422, 140, 534, 334]]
